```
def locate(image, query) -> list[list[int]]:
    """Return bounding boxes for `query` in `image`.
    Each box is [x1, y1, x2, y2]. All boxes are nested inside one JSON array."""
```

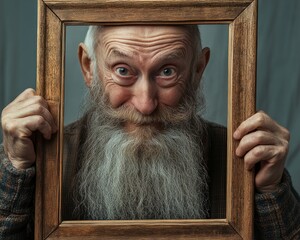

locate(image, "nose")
[[131, 78, 158, 115]]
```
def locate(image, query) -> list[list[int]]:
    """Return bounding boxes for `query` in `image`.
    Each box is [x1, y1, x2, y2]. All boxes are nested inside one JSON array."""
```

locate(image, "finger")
[[4, 115, 53, 140], [6, 95, 48, 112], [2, 95, 57, 133], [4, 102, 57, 133], [2, 92, 45, 117], [11, 88, 36, 103], [22, 115, 54, 140], [233, 111, 283, 140], [235, 130, 281, 157], [243, 144, 286, 171]]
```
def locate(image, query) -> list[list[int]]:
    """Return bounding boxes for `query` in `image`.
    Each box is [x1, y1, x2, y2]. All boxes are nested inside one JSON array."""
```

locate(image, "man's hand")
[[1, 88, 57, 170], [233, 111, 290, 193]]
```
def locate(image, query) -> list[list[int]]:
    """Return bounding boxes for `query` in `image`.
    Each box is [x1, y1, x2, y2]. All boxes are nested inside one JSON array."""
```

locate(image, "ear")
[[78, 43, 94, 87], [194, 47, 210, 87]]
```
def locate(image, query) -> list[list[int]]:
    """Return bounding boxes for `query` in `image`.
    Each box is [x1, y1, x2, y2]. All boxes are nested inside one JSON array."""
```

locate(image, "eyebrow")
[[107, 47, 188, 62], [107, 49, 133, 59], [161, 48, 187, 61]]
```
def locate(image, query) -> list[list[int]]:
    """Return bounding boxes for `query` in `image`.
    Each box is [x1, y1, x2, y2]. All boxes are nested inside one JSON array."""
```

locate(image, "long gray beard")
[[73, 72, 209, 220], [73, 117, 209, 220]]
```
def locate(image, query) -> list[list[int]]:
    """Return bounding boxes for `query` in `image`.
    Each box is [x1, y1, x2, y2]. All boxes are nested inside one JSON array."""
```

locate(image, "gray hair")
[[72, 75, 208, 220], [84, 26, 102, 61]]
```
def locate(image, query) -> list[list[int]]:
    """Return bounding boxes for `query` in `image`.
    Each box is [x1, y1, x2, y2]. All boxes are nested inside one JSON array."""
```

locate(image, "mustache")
[[97, 95, 194, 126], [88, 73, 200, 127], [105, 105, 191, 124]]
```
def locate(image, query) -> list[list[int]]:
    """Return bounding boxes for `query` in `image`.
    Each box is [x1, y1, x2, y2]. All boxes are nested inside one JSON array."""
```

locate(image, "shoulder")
[[64, 113, 90, 143], [202, 120, 227, 147], [204, 120, 226, 134], [63, 113, 90, 162], [201, 119, 227, 157], [64, 115, 88, 136], [201, 120, 227, 218]]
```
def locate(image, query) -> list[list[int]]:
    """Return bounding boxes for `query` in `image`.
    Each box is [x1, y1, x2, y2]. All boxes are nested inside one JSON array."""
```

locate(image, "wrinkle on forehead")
[[98, 26, 195, 57], [100, 25, 195, 40], [104, 47, 190, 69], [104, 42, 190, 63], [107, 47, 188, 62]]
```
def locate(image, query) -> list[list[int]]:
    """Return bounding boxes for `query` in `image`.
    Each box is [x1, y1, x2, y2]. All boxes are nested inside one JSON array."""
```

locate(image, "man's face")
[[94, 26, 197, 131]]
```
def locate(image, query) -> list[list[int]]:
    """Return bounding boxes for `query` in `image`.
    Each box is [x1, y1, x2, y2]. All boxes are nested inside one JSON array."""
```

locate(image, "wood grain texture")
[[36, 0, 64, 239], [43, 0, 253, 7], [227, 0, 257, 239], [42, 0, 250, 23], [35, 1, 46, 239], [48, 220, 241, 240], [35, 0, 257, 239]]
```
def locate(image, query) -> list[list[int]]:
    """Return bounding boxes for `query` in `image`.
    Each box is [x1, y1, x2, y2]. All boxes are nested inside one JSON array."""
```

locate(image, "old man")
[[1, 25, 299, 239]]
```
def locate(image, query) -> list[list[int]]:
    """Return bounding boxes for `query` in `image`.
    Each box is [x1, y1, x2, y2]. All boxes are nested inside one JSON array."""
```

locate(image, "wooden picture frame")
[[35, 0, 257, 239]]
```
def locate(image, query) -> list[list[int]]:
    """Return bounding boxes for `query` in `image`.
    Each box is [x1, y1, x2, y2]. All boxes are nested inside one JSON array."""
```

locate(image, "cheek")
[[105, 84, 132, 108], [109, 88, 131, 108], [159, 86, 185, 107], [158, 75, 187, 106], [100, 68, 132, 108]]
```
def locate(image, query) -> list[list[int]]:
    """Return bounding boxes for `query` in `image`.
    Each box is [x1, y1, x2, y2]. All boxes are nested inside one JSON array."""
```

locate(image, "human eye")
[[115, 66, 130, 76], [112, 65, 137, 86], [156, 66, 179, 87], [159, 67, 176, 77]]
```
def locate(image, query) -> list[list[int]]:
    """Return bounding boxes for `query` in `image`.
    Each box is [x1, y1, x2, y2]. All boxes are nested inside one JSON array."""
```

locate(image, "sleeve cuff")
[[0, 144, 35, 215], [254, 169, 300, 239]]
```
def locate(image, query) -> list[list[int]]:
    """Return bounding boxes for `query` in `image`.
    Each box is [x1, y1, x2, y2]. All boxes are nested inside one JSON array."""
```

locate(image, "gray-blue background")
[[1, 0, 299, 194]]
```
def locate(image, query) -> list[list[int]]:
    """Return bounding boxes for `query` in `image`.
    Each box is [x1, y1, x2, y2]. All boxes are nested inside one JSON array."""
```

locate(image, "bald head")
[[84, 25, 203, 62]]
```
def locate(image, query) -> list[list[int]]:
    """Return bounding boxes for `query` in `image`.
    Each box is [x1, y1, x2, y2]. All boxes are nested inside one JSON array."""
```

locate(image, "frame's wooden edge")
[[227, 0, 257, 239], [35, 1, 46, 239], [44, 0, 253, 6], [36, 0, 64, 239], [42, 0, 250, 23], [48, 220, 242, 239], [59, 26, 66, 226]]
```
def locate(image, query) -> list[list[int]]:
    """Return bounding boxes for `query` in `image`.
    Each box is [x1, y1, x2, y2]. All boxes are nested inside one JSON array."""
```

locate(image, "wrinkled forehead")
[[100, 25, 194, 38], [97, 25, 197, 51]]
